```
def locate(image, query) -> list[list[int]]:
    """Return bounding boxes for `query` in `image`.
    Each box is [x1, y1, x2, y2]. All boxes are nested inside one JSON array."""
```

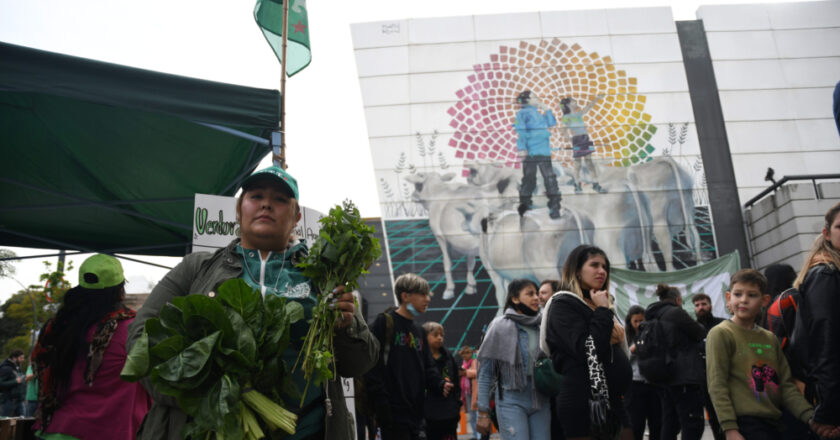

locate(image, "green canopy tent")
[[0, 41, 281, 258]]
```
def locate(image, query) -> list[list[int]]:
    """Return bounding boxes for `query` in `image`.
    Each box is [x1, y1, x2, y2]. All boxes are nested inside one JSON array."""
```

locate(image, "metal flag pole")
[[275, 0, 291, 170]]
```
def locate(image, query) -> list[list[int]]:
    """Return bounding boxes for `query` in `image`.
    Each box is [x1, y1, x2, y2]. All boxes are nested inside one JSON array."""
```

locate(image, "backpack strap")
[[539, 291, 577, 355], [382, 312, 395, 366]]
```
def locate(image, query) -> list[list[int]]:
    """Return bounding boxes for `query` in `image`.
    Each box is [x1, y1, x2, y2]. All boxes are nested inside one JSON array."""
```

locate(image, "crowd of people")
[[1, 164, 838, 440]]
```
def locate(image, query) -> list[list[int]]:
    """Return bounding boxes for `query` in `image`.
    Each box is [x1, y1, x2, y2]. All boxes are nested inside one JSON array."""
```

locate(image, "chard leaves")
[[120, 278, 303, 439]]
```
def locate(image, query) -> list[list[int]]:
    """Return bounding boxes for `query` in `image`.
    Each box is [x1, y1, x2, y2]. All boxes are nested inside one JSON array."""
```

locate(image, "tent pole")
[[276, 0, 290, 170], [192, 121, 270, 145]]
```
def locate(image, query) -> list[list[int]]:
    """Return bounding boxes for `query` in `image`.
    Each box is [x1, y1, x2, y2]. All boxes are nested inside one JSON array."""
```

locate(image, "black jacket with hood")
[[644, 301, 706, 386], [424, 346, 462, 422], [796, 263, 840, 425], [0, 358, 24, 402]]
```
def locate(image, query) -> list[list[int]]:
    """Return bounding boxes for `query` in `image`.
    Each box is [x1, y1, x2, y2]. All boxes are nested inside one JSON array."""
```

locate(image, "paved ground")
[[456, 420, 719, 439]]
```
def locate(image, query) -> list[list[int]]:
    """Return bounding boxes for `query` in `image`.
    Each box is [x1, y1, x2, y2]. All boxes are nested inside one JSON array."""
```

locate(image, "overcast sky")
[[0, 0, 808, 301]]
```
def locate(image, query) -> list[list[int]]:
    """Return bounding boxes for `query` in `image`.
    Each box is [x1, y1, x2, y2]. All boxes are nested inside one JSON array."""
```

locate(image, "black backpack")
[[354, 310, 395, 417], [635, 317, 673, 384]]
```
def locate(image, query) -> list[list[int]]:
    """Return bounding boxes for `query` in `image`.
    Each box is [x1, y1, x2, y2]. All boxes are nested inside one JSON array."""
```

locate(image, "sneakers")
[[574, 182, 583, 194], [517, 203, 529, 216], [549, 208, 561, 219], [593, 183, 607, 193]]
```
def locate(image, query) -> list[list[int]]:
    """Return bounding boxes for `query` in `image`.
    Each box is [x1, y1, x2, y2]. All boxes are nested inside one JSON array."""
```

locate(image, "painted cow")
[[627, 157, 702, 270], [403, 171, 511, 300], [470, 156, 702, 271], [467, 160, 655, 270], [470, 206, 594, 312]]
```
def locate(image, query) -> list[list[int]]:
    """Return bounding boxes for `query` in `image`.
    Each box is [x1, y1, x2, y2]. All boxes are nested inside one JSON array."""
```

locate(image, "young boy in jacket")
[[364, 274, 453, 440], [706, 269, 839, 440], [423, 322, 461, 440]]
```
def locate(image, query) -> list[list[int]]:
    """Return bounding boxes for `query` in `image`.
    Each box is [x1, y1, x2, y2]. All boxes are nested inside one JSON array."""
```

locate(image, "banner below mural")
[[610, 251, 740, 321]]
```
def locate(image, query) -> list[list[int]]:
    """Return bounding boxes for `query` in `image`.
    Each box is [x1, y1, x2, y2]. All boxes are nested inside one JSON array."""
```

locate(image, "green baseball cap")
[[78, 254, 125, 289], [241, 165, 299, 200]]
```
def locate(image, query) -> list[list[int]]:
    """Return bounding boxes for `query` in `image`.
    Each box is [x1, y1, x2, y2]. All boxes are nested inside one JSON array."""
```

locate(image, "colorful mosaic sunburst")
[[447, 38, 657, 173]]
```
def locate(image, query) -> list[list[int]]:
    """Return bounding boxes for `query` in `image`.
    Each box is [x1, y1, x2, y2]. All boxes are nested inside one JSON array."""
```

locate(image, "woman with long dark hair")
[[545, 245, 632, 440], [623, 305, 661, 440], [33, 254, 150, 439], [476, 279, 549, 440], [793, 201, 840, 429]]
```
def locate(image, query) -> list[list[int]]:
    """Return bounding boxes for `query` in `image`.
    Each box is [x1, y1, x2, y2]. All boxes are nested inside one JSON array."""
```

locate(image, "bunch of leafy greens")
[[121, 279, 304, 439], [293, 200, 381, 402]]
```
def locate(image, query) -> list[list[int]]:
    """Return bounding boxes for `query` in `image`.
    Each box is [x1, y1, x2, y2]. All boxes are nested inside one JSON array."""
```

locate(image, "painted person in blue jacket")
[[513, 90, 563, 219]]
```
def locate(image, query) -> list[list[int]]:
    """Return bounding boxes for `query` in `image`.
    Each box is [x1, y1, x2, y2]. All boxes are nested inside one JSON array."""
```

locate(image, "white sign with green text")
[[192, 193, 324, 253]]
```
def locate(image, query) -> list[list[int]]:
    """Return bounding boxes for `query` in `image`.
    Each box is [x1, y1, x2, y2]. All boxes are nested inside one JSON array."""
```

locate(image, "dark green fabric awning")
[[0, 42, 281, 256]]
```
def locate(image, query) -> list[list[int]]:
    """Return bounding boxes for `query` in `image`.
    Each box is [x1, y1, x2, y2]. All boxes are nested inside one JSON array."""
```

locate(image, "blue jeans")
[[25, 400, 38, 418], [468, 408, 479, 439], [1, 398, 23, 417], [494, 387, 550, 440]]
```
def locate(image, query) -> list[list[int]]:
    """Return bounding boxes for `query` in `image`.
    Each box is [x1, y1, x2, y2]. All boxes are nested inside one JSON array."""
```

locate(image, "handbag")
[[534, 355, 563, 396]]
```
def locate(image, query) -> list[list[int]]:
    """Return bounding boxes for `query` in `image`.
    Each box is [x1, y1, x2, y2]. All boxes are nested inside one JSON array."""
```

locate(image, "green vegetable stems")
[[293, 200, 381, 405]]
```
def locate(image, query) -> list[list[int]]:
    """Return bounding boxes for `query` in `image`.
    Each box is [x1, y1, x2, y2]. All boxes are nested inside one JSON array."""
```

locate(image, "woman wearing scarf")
[[545, 245, 632, 440], [476, 279, 549, 440], [793, 201, 840, 431], [33, 254, 151, 440]]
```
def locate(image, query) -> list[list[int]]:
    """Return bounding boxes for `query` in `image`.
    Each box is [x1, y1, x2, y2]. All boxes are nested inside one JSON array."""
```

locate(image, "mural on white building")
[[353, 7, 719, 347]]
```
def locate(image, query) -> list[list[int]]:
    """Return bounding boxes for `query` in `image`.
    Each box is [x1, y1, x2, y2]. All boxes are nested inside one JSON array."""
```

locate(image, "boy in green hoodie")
[[706, 269, 839, 439]]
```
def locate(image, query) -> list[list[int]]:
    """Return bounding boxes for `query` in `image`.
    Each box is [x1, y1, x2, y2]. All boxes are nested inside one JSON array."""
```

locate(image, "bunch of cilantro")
[[121, 279, 304, 439], [293, 200, 381, 402]]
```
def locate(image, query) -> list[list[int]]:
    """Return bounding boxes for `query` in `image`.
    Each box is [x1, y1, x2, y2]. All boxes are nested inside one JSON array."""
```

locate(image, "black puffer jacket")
[[644, 301, 706, 386], [796, 263, 840, 425]]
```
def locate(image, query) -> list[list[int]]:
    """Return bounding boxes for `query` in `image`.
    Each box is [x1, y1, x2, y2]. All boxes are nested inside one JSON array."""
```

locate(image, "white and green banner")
[[609, 252, 740, 321]]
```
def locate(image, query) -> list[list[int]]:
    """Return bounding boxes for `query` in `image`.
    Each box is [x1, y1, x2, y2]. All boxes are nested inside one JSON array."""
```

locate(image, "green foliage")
[[0, 249, 16, 279], [0, 260, 71, 359], [3, 336, 31, 359], [40, 260, 73, 301], [121, 279, 302, 439], [294, 200, 381, 398], [297, 200, 382, 294]]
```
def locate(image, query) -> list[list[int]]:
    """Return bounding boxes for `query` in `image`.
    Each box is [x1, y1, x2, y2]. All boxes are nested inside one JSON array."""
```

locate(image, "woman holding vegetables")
[[128, 166, 379, 440]]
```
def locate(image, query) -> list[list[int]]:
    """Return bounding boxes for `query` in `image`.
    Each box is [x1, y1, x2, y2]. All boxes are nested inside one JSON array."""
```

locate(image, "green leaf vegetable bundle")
[[121, 279, 304, 439], [293, 200, 382, 402]]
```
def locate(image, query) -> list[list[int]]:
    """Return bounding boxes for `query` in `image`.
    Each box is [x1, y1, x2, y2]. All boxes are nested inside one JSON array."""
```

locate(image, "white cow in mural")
[[565, 156, 702, 269], [564, 184, 654, 270], [468, 206, 594, 312], [403, 171, 513, 300], [468, 156, 701, 271], [628, 156, 703, 270], [466, 160, 655, 270]]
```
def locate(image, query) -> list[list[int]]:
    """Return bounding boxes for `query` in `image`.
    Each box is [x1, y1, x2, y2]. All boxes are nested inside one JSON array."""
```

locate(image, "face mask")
[[513, 302, 537, 316], [406, 302, 421, 317]]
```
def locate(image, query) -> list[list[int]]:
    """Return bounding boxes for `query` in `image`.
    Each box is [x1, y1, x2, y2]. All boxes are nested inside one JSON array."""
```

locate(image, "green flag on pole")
[[254, 0, 311, 77]]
